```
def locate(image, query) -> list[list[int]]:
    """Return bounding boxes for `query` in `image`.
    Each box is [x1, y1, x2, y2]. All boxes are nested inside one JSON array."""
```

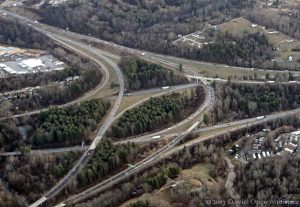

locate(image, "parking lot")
[[0, 55, 65, 76]]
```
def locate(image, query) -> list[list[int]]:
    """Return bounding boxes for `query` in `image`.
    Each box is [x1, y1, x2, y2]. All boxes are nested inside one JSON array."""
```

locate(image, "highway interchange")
[[0, 9, 214, 207], [1, 8, 300, 207]]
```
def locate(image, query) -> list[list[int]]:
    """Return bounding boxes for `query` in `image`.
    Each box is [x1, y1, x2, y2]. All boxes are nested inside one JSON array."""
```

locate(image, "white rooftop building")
[[20, 58, 45, 69], [287, 55, 293, 62]]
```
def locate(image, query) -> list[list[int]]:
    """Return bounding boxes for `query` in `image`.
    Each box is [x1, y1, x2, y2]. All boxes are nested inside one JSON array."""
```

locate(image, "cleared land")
[[219, 17, 300, 69], [155, 54, 285, 80], [119, 163, 218, 207], [182, 163, 218, 188]]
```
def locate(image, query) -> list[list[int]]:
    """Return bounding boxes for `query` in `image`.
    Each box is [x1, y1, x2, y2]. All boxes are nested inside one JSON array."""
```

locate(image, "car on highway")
[[71, 168, 77, 176]]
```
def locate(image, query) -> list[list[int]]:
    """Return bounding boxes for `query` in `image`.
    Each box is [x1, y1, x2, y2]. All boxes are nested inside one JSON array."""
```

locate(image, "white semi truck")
[[256, 116, 265, 120], [162, 86, 170, 90]]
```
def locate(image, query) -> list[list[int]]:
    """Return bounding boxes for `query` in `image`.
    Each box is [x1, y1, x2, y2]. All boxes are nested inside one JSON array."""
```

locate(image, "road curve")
[[54, 78, 214, 206], [0, 38, 111, 122], [28, 34, 125, 207], [55, 104, 300, 206]]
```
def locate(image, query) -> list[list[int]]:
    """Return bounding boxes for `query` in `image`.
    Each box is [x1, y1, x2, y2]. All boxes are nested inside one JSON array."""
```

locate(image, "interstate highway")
[[54, 78, 214, 206], [28, 35, 125, 207]]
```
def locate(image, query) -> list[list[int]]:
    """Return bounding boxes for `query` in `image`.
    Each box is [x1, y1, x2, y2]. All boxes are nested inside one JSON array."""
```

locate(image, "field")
[[184, 61, 272, 79], [119, 163, 218, 207], [88, 55, 119, 100], [173, 15, 300, 72], [182, 163, 217, 188], [173, 24, 215, 49], [218, 17, 300, 69]]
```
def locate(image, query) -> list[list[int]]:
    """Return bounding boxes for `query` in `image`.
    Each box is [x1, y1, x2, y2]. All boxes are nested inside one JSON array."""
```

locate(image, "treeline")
[[145, 165, 181, 191], [0, 120, 21, 152], [196, 32, 273, 68], [36, 0, 252, 58], [29, 99, 110, 147], [0, 152, 80, 207], [2, 45, 104, 113], [12, 67, 102, 114], [77, 139, 134, 187], [119, 57, 188, 91], [127, 165, 181, 207], [0, 18, 104, 113], [209, 82, 300, 123], [244, 7, 300, 40], [108, 87, 204, 138], [0, 16, 55, 50], [235, 156, 300, 202], [0, 136, 150, 207], [75, 113, 300, 207], [0, 66, 80, 93], [75, 142, 227, 207]]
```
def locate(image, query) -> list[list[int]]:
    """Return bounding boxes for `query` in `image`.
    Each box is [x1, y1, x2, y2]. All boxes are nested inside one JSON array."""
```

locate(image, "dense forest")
[[144, 165, 181, 191], [108, 87, 204, 138], [235, 156, 300, 203], [0, 152, 80, 207], [119, 57, 188, 91], [0, 16, 54, 50], [12, 66, 102, 113], [0, 120, 21, 152], [244, 6, 300, 40], [208, 82, 300, 124], [75, 140, 227, 207], [0, 139, 150, 207], [29, 99, 110, 147], [38, 0, 252, 46], [32, 0, 253, 61], [196, 32, 273, 67], [77, 139, 134, 187]]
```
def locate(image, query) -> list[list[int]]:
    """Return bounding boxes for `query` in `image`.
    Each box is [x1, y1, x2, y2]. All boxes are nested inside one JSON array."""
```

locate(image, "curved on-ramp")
[[28, 33, 125, 207]]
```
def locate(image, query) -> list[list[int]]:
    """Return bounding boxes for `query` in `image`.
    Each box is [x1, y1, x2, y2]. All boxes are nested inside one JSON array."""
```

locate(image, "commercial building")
[[0, 55, 65, 75]]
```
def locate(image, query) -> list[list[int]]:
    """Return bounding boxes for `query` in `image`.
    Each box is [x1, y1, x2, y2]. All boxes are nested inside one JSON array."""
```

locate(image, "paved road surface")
[[126, 83, 199, 96], [2, 8, 300, 78], [0, 146, 88, 156], [26, 33, 125, 207], [56, 106, 300, 206], [0, 40, 111, 122], [54, 77, 214, 206], [1, 9, 298, 207]]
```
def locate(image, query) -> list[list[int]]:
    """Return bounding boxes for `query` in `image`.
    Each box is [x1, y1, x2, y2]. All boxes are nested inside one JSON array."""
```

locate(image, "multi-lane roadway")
[[28, 30, 126, 207], [1, 8, 300, 207], [54, 79, 214, 206], [0, 9, 212, 207]]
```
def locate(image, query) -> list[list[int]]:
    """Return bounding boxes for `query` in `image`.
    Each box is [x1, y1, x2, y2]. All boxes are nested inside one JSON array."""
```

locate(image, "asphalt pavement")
[[1, 9, 299, 207]]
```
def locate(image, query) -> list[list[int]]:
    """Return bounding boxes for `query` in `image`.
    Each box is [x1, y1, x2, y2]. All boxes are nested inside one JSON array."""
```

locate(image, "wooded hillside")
[[108, 87, 204, 138], [210, 82, 300, 123], [36, 0, 252, 57], [30, 99, 110, 147], [119, 57, 188, 91], [235, 156, 300, 201]]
